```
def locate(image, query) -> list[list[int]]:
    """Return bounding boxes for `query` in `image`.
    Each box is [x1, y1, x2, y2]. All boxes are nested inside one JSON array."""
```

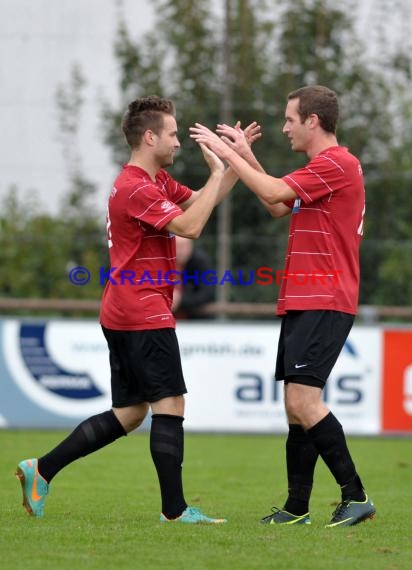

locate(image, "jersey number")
[[357, 203, 365, 236], [106, 207, 113, 248]]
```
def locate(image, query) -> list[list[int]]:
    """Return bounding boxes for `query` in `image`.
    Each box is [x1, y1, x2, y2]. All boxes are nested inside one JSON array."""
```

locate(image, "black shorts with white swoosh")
[[274, 310, 354, 388]]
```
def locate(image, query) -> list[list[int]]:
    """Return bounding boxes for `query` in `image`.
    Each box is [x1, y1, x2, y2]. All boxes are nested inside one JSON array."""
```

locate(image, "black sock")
[[150, 414, 187, 519], [38, 410, 126, 483], [283, 424, 319, 515], [307, 412, 365, 502]]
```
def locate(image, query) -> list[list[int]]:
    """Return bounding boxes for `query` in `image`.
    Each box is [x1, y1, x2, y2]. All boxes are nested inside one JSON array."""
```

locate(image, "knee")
[[285, 399, 305, 423], [125, 416, 145, 433], [284, 388, 307, 423], [284, 383, 326, 428], [113, 404, 149, 433]]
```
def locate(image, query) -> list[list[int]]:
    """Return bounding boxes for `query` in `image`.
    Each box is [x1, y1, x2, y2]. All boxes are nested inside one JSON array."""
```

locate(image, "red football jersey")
[[100, 165, 192, 330], [277, 146, 365, 316]]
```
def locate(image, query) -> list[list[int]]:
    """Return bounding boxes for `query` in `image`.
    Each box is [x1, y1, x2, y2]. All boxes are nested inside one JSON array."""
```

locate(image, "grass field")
[[1, 431, 411, 570]]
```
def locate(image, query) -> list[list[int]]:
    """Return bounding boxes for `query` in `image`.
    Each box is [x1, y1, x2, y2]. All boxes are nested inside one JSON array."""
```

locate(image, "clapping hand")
[[216, 121, 261, 159]]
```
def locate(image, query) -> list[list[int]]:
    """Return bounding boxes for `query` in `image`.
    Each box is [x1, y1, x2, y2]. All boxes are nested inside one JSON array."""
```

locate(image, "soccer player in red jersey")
[[15, 96, 260, 524], [190, 86, 375, 527]]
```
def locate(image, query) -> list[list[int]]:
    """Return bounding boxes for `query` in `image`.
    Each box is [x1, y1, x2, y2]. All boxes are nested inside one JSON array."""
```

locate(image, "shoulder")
[[116, 165, 154, 195], [309, 146, 360, 173], [319, 146, 359, 164], [156, 169, 175, 184]]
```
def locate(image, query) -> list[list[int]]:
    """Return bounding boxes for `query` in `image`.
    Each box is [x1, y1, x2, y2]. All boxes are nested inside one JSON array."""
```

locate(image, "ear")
[[143, 129, 157, 146], [308, 114, 319, 128]]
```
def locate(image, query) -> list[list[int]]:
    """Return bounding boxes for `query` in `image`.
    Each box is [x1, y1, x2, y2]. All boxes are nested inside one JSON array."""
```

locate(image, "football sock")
[[37, 410, 126, 483], [283, 424, 319, 516], [307, 412, 365, 502], [150, 414, 187, 519], [340, 474, 366, 502]]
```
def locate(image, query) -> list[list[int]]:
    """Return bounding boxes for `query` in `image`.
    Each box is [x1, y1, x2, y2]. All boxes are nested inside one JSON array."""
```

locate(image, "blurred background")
[[1, 0, 412, 312], [1, 0, 411, 434]]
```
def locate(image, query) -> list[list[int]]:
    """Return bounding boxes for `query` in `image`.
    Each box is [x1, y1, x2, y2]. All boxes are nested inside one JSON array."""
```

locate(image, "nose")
[[282, 123, 289, 134]]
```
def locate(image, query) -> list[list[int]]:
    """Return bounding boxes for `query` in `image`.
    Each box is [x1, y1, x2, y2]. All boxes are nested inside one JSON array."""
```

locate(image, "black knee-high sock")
[[37, 410, 126, 483], [283, 424, 319, 515], [307, 412, 365, 501], [150, 414, 187, 519]]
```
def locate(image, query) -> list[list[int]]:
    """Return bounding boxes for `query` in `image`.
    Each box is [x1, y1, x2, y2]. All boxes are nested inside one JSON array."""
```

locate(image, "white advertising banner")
[[177, 323, 382, 435], [0, 319, 382, 433]]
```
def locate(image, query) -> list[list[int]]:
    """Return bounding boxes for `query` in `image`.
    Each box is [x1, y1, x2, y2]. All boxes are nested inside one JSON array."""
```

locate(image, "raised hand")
[[190, 124, 231, 160], [198, 142, 225, 174], [243, 121, 262, 147], [216, 121, 262, 160]]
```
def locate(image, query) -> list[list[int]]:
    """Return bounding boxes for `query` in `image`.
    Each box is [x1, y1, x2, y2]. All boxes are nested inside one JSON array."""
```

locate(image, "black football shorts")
[[275, 310, 354, 388], [101, 326, 187, 407]]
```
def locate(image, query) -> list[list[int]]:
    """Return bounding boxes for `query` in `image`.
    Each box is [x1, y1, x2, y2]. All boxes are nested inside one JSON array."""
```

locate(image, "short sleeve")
[[127, 181, 184, 230], [157, 169, 192, 205], [282, 154, 341, 204]]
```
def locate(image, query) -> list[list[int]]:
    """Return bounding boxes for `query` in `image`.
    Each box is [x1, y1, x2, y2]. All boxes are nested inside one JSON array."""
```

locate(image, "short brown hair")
[[288, 85, 339, 134], [122, 95, 176, 149]]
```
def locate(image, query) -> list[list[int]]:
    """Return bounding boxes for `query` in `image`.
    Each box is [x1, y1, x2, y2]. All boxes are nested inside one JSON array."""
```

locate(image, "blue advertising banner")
[[0, 319, 112, 428]]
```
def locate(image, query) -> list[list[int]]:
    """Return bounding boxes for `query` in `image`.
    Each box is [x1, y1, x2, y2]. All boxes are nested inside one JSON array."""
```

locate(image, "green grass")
[[1, 431, 411, 570]]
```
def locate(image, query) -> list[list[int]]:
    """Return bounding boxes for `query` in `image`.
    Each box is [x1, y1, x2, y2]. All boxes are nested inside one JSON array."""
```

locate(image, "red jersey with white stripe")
[[277, 146, 365, 316], [100, 164, 192, 330]]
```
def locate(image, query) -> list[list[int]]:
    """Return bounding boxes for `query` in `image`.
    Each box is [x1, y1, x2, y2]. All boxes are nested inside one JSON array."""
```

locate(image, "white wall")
[[0, 0, 154, 214], [0, 0, 406, 215]]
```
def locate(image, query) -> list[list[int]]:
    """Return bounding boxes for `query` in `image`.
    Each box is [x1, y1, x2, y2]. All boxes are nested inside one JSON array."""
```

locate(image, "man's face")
[[282, 98, 310, 153], [153, 114, 180, 167]]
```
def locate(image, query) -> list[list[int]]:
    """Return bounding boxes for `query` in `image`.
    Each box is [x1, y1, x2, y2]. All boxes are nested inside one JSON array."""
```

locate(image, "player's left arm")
[[190, 123, 297, 206], [181, 121, 262, 209], [179, 166, 237, 209]]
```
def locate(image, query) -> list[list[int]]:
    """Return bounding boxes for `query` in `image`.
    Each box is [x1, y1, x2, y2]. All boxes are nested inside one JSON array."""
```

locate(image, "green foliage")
[[0, 63, 108, 307], [0, 188, 107, 301], [56, 65, 101, 218], [367, 241, 412, 305], [99, 0, 412, 306], [3, 0, 412, 309]]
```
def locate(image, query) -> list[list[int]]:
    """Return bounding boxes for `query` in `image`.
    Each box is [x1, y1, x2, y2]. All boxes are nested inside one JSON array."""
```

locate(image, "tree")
[[2, 0, 411, 311], [100, 0, 412, 308], [55, 64, 109, 293], [0, 65, 108, 306], [102, 0, 284, 303]]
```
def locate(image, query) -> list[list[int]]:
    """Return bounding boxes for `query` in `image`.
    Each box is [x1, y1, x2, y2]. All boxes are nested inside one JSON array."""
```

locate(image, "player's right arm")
[[166, 144, 224, 239], [214, 122, 291, 219], [259, 200, 292, 218]]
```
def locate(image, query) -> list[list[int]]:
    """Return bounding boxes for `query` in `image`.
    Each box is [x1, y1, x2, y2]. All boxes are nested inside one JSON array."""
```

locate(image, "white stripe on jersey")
[[145, 313, 172, 319], [305, 167, 334, 193], [135, 256, 175, 261], [139, 293, 163, 301], [300, 206, 331, 214], [283, 175, 312, 202], [287, 273, 338, 277], [317, 154, 345, 173], [289, 251, 332, 255], [294, 229, 331, 235], [155, 211, 180, 228], [129, 183, 153, 200], [133, 198, 164, 218], [284, 294, 335, 298]]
